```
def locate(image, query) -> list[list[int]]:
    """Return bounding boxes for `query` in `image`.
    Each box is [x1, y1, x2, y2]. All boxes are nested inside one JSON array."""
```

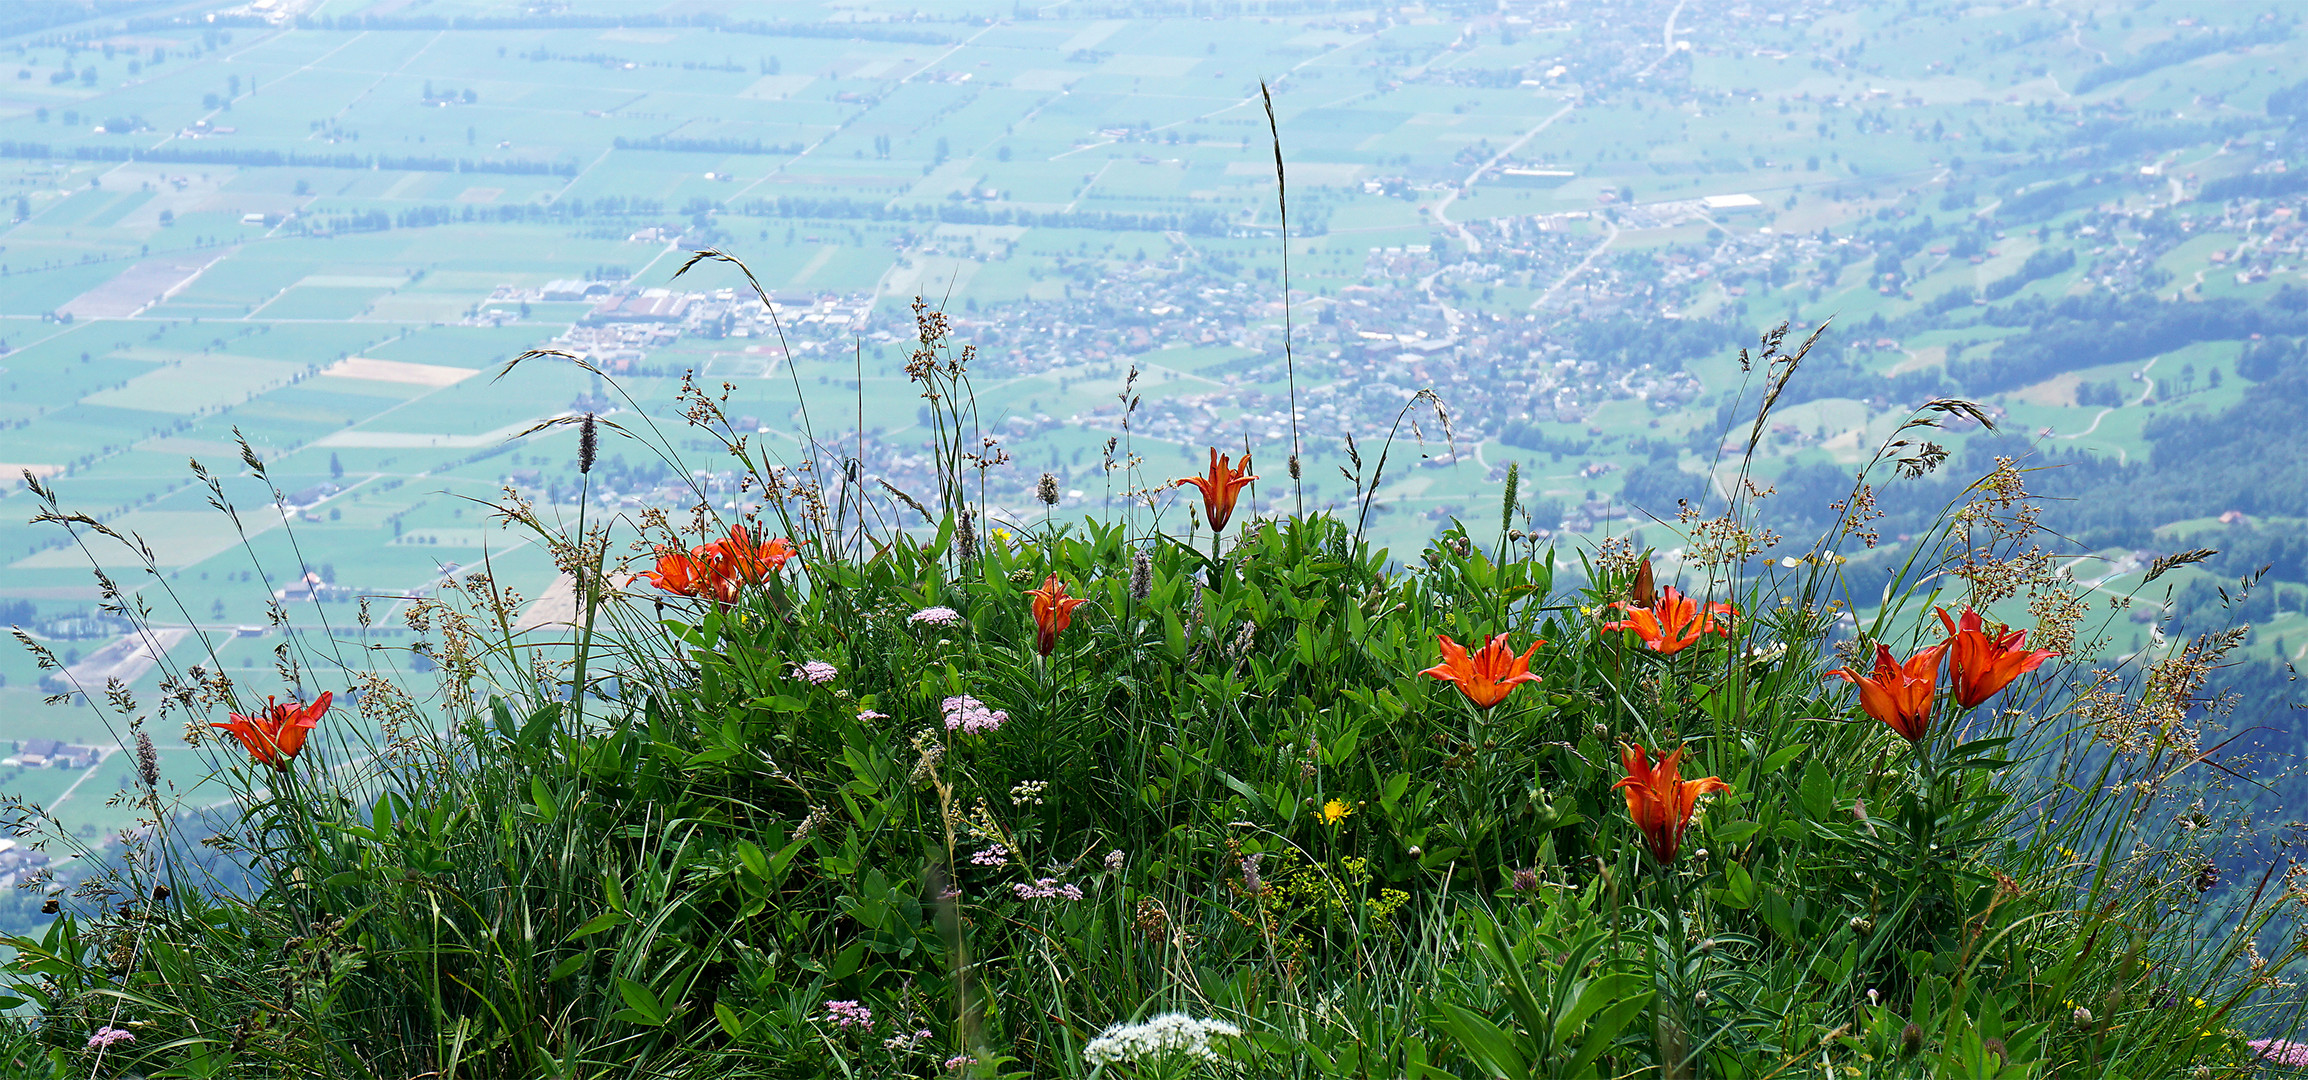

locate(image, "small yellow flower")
[[1322, 799, 1353, 825]]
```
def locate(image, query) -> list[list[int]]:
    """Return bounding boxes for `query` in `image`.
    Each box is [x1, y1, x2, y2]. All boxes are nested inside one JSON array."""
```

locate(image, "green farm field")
[[0, 0, 2292, 851]]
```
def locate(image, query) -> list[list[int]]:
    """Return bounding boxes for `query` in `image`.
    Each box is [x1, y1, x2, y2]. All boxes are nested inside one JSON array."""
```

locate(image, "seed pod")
[[953, 510, 976, 561], [135, 732, 159, 789], [1036, 473, 1060, 506], [577, 413, 598, 474]]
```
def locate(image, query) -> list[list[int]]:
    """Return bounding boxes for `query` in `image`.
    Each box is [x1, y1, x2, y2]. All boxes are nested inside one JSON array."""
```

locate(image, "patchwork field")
[[0, 0, 2290, 847]]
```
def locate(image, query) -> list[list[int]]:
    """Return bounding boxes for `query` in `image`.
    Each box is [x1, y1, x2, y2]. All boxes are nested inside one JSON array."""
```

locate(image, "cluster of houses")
[[3, 739, 103, 770]]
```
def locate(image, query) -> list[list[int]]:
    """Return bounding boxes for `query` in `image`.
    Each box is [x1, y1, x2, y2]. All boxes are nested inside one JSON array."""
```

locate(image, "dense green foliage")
[[2, 347, 2302, 1079]]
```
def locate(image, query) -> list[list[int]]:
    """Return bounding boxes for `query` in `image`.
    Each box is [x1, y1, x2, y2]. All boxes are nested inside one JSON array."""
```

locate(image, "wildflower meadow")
[[1, 282, 2304, 1079]]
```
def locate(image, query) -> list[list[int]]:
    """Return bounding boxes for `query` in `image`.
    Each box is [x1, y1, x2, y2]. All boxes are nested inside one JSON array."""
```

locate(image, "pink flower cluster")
[[1013, 877, 1085, 901], [969, 843, 1009, 867], [797, 661, 839, 685], [883, 1028, 935, 1051], [86, 1026, 135, 1050], [942, 695, 1008, 734], [910, 606, 964, 627], [2253, 1039, 2308, 1068], [824, 999, 873, 1031]]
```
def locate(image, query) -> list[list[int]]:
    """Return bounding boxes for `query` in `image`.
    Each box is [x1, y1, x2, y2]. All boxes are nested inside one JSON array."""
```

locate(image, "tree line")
[[0, 140, 577, 177], [296, 11, 955, 44]]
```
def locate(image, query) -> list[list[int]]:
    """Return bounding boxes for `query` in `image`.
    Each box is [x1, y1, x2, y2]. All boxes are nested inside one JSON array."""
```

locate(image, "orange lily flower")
[[1615, 743, 1730, 865], [1601, 585, 1735, 655], [1172, 449, 1258, 532], [1824, 642, 1946, 743], [1419, 633, 1545, 709], [1027, 573, 1090, 656], [644, 524, 794, 606], [714, 524, 796, 583], [1937, 606, 2057, 710], [645, 547, 712, 597], [213, 691, 330, 771]]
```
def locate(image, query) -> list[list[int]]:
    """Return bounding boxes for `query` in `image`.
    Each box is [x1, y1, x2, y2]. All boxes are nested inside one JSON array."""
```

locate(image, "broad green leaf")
[[529, 777, 557, 824], [614, 978, 669, 1026], [1432, 1001, 1528, 1079], [1715, 860, 1758, 910], [563, 911, 626, 942], [1762, 743, 1809, 774], [1712, 819, 1764, 846], [734, 839, 770, 882], [1560, 988, 1652, 1078], [1554, 970, 1642, 1045]]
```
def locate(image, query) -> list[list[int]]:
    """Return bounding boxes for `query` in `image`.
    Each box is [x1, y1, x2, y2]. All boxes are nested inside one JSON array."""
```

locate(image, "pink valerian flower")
[[884, 1028, 936, 1051], [1239, 852, 1266, 895], [856, 708, 890, 722], [2253, 1039, 2308, 1068], [942, 695, 1008, 734], [86, 1026, 135, 1049], [944, 1055, 973, 1071], [969, 843, 1009, 867], [797, 661, 838, 685], [1013, 877, 1086, 900], [824, 1000, 874, 1031], [911, 606, 964, 627]]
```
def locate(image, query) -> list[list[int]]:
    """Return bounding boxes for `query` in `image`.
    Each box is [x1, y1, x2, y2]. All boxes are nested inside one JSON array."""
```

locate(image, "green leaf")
[[1761, 743, 1809, 774], [546, 953, 589, 982], [1798, 760, 1834, 820], [1469, 911, 1548, 1051], [826, 940, 867, 980], [529, 777, 557, 824], [1381, 770, 1411, 810], [1559, 987, 1652, 1078], [714, 1001, 747, 1038], [1711, 819, 1764, 846], [1213, 768, 1264, 809], [1714, 860, 1758, 910], [614, 978, 670, 1026], [564, 910, 626, 942], [1554, 970, 1643, 1045], [734, 839, 770, 882], [1431, 1001, 1528, 1079]]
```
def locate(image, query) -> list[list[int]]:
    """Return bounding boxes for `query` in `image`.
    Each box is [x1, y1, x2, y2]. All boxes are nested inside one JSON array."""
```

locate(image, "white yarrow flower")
[[1082, 1012, 1243, 1066]]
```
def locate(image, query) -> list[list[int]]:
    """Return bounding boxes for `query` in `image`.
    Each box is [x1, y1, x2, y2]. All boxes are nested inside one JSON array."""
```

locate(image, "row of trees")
[[0, 140, 577, 177]]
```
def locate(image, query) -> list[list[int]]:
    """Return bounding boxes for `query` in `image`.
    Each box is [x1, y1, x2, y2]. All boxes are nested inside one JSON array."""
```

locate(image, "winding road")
[[2052, 354, 2158, 457]]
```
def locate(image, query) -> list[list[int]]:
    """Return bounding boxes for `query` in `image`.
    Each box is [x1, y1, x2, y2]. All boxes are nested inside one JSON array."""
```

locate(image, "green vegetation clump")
[[0, 329, 2301, 1080]]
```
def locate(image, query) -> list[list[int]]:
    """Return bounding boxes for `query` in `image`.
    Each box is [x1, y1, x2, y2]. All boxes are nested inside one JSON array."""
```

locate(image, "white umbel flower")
[[1082, 1012, 1243, 1065]]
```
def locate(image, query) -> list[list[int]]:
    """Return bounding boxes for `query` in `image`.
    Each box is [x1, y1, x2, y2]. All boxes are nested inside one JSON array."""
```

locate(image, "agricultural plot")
[[0, 0, 2289, 845]]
